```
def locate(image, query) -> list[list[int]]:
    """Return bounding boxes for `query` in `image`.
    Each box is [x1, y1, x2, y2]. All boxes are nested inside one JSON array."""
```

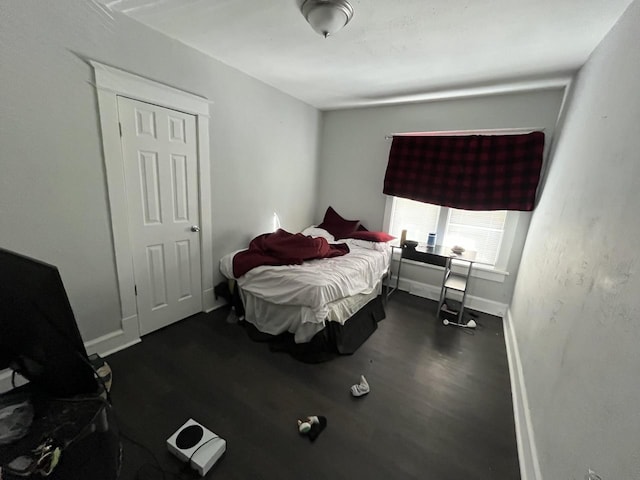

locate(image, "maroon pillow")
[[317, 207, 360, 239], [347, 231, 396, 243]]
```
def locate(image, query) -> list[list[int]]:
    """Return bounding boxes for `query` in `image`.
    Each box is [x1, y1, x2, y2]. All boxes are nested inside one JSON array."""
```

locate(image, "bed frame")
[[215, 233, 391, 362], [240, 294, 386, 363]]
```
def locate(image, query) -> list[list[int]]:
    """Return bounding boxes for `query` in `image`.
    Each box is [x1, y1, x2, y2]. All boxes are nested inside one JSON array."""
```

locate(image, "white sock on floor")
[[350, 375, 370, 397]]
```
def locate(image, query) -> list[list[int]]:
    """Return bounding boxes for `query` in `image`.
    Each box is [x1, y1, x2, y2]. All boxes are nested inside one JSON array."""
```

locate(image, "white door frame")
[[92, 61, 214, 344]]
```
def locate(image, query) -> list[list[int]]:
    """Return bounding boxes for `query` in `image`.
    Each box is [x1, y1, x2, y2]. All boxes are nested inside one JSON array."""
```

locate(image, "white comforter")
[[219, 238, 391, 324]]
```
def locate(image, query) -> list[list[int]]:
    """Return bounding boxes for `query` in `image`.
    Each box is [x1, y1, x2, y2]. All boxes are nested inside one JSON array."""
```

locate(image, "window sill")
[[460, 261, 509, 283]]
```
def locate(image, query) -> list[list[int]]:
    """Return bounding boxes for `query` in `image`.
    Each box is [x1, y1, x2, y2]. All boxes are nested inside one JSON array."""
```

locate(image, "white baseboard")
[[202, 287, 216, 312], [84, 314, 141, 358], [394, 276, 508, 317], [504, 308, 542, 480], [205, 295, 227, 313]]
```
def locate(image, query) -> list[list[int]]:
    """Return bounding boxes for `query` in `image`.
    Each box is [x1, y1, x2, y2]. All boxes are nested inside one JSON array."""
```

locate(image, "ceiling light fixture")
[[301, 0, 354, 38]]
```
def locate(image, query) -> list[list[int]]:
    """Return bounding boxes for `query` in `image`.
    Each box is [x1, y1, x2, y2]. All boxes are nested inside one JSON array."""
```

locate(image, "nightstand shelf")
[[390, 242, 479, 328], [437, 256, 475, 326], [443, 272, 468, 292]]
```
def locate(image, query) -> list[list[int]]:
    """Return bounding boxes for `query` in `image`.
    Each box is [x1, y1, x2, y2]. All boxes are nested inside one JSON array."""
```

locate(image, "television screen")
[[0, 248, 98, 397]]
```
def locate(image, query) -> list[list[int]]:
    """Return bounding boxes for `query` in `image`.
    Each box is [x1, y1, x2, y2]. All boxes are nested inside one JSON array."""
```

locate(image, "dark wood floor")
[[107, 292, 520, 480]]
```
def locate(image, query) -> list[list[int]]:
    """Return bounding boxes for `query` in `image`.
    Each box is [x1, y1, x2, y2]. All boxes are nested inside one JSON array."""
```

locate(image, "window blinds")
[[444, 209, 507, 264], [388, 197, 439, 243]]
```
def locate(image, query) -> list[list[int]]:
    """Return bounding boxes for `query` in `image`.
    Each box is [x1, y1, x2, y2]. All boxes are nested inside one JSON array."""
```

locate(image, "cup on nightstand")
[[427, 233, 437, 248]]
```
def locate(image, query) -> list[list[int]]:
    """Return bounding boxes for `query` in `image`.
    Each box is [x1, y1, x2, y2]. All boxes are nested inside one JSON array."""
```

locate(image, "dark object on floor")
[[242, 296, 385, 363], [0, 387, 121, 479], [307, 416, 327, 442], [297, 416, 327, 442], [214, 280, 245, 317]]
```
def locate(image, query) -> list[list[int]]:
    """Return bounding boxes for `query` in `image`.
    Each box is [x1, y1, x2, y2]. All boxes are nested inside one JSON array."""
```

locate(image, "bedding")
[[232, 228, 349, 277], [221, 235, 390, 323], [300, 226, 335, 243], [241, 288, 379, 343], [242, 295, 386, 363], [219, 227, 392, 346], [346, 230, 395, 243]]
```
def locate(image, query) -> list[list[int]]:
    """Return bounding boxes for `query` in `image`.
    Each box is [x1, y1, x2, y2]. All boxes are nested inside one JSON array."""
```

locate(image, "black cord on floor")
[[119, 429, 187, 480], [120, 429, 221, 480]]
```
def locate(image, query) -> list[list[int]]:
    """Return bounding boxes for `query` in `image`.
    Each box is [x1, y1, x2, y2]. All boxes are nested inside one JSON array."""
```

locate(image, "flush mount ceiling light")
[[301, 0, 354, 38]]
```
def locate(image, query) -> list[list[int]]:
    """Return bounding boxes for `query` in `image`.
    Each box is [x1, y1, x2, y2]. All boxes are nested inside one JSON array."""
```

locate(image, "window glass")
[[444, 208, 507, 264], [389, 197, 507, 265], [389, 197, 439, 244]]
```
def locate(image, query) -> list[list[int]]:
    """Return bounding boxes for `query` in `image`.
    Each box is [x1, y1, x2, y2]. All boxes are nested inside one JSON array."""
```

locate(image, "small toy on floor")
[[350, 375, 370, 397], [297, 415, 327, 442]]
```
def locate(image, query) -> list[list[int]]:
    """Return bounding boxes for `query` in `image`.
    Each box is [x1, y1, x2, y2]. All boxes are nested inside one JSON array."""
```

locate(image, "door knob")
[[191, 225, 200, 232]]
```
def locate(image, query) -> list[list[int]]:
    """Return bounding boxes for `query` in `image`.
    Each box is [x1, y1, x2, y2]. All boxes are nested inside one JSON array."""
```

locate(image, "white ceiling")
[[101, 0, 633, 110]]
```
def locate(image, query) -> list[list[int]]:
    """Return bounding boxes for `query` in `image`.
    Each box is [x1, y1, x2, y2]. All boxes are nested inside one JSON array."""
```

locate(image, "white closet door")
[[118, 96, 202, 335]]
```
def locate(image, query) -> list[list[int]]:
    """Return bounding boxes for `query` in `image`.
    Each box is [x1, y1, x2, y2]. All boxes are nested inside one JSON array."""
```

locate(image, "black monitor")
[[0, 248, 98, 397]]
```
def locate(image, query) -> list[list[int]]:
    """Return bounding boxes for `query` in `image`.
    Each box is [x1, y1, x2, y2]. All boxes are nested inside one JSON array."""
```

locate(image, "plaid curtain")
[[383, 132, 545, 211]]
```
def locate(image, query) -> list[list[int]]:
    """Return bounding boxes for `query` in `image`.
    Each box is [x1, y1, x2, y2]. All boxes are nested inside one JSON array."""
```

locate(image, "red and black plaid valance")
[[383, 132, 545, 211]]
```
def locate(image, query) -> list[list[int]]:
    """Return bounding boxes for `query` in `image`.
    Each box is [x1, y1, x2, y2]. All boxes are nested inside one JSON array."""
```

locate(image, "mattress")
[[219, 238, 391, 325], [241, 286, 381, 344]]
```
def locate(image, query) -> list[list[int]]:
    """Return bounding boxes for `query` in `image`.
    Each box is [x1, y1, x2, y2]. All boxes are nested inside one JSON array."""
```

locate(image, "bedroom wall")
[[317, 90, 565, 306], [0, 0, 320, 342], [509, 1, 640, 478]]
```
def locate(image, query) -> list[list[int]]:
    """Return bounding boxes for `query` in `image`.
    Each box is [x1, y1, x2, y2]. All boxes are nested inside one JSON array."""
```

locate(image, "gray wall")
[[0, 0, 320, 341], [509, 1, 640, 478], [317, 90, 565, 305]]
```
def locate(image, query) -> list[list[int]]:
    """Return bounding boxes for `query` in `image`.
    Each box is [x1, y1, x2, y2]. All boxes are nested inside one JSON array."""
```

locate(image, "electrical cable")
[[119, 429, 172, 480], [119, 430, 198, 480], [119, 429, 221, 480]]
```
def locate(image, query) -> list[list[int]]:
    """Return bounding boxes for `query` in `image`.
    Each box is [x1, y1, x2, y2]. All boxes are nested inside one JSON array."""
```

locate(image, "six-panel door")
[[118, 96, 202, 336]]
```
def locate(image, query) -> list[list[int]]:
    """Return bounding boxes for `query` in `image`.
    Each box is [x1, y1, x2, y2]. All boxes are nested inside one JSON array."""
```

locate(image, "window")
[[388, 197, 440, 247], [386, 197, 508, 266], [444, 208, 507, 264]]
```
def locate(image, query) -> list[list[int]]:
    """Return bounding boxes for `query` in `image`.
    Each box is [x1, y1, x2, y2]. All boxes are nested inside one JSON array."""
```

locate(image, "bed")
[[219, 208, 394, 360]]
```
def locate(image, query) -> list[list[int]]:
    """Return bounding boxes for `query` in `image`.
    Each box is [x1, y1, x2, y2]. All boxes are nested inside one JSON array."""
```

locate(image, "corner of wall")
[[504, 308, 543, 480]]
